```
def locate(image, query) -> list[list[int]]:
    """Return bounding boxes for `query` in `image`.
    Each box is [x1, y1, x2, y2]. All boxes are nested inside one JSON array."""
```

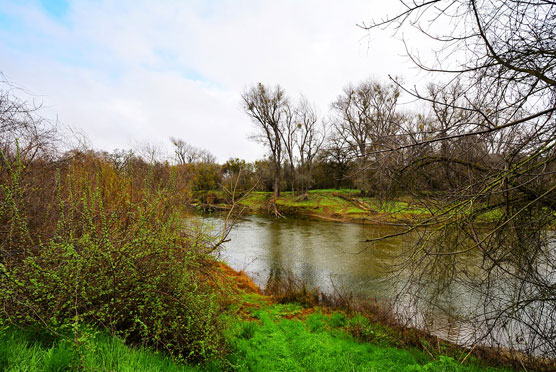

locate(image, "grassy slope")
[[0, 294, 513, 372], [237, 189, 432, 224], [0, 294, 512, 372], [227, 295, 511, 372], [1, 261, 516, 372], [196, 189, 503, 224], [0, 327, 206, 372]]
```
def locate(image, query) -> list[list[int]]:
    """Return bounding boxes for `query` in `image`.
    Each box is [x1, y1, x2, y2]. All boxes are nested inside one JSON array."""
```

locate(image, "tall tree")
[[170, 137, 216, 166], [321, 129, 352, 189], [0, 77, 57, 164], [279, 103, 297, 194], [295, 97, 326, 193], [331, 79, 401, 193], [170, 137, 198, 165], [242, 83, 289, 198]]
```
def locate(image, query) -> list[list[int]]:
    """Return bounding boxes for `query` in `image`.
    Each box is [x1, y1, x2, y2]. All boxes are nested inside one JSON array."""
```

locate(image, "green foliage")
[[345, 314, 394, 346], [0, 150, 228, 363], [238, 189, 432, 222], [1, 300, 513, 372], [222, 158, 256, 194], [224, 295, 511, 372], [329, 312, 347, 328], [264, 303, 304, 318], [306, 312, 327, 333], [238, 322, 257, 340], [226, 307, 508, 372], [191, 163, 223, 191], [0, 327, 210, 372]]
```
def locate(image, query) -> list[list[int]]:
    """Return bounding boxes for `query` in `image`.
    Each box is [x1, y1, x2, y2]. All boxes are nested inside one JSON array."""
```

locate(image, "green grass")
[[238, 189, 432, 222], [307, 188, 360, 194], [0, 327, 210, 372], [238, 192, 272, 209], [205, 189, 506, 224], [1, 297, 513, 372], [226, 298, 511, 372]]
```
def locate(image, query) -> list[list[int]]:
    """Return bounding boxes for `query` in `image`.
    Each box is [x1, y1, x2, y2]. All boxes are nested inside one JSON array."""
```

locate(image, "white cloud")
[[0, 0, 426, 161]]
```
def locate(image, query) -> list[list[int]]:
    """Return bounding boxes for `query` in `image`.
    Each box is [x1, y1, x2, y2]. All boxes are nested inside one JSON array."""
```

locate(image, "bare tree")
[[364, 0, 556, 361], [170, 137, 196, 165], [170, 138, 215, 165], [279, 104, 297, 194], [331, 79, 401, 193], [0, 77, 57, 164], [295, 97, 326, 193], [416, 81, 488, 190], [198, 149, 216, 164], [242, 83, 289, 199], [321, 129, 352, 189], [135, 141, 169, 164]]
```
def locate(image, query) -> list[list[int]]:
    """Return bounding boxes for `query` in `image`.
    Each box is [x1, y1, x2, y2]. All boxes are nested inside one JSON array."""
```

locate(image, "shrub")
[[0, 148, 228, 363]]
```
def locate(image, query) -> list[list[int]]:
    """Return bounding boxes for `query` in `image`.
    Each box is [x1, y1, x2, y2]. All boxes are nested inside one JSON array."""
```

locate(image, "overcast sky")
[[0, 0, 431, 162]]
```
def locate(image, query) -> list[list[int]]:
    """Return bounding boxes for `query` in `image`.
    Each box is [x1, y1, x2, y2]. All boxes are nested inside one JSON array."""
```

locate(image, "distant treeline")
[[137, 78, 525, 199], [237, 79, 544, 199]]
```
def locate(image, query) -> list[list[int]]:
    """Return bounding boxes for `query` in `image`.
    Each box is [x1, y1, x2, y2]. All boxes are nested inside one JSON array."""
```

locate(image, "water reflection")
[[213, 215, 474, 346], [219, 214, 407, 301], [205, 214, 555, 355]]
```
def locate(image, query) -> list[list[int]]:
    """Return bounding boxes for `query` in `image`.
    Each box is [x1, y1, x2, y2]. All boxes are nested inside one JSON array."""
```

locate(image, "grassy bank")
[[1, 265, 517, 372], [0, 294, 513, 372], [195, 189, 433, 224], [0, 327, 208, 372], [226, 293, 512, 372], [195, 189, 507, 225]]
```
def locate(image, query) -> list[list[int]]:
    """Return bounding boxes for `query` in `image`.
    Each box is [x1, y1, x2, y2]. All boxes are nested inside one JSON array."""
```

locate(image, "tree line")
[[239, 78, 511, 201]]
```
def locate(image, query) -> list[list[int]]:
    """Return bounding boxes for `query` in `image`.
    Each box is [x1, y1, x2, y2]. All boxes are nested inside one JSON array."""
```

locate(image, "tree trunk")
[[290, 164, 295, 194], [273, 164, 281, 198]]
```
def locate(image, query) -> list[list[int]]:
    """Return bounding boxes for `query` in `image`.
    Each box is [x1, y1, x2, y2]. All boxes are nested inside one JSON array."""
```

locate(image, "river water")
[[202, 213, 555, 354], [217, 214, 408, 300]]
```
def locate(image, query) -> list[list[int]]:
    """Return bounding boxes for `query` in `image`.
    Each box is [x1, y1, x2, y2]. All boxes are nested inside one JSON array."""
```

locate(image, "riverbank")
[[194, 189, 433, 225], [1, 261, 519, 372]]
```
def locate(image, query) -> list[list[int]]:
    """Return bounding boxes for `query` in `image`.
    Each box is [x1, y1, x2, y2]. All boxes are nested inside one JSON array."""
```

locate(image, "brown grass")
[[214, 262, 263, 295]]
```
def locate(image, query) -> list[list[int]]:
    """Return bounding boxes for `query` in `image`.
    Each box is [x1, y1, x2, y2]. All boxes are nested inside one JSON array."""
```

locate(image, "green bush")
[[328, 312, 347, 328], [238, 322, 257, 340], [0, 150, 228, 363]]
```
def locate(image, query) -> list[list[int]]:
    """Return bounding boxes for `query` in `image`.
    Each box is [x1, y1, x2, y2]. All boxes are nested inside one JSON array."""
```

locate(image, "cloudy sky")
[[0, 0, 428, 161]]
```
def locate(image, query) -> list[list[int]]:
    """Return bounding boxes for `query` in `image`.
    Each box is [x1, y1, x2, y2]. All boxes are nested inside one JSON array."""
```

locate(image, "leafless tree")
[[331, 79, 401, 193], [364, 0, 556, 362], [170, 137, 215, 165], [198, 149, 216, 164], [279, 104, 297, 194], [321, 129, 352, 189], [242, 83, 289, 199], [170, 137, 196, 165], [0, 77, 57, 164], [411, 81, 488, 190], [135, 141, 169, 164], [295, 97, 326, 193]]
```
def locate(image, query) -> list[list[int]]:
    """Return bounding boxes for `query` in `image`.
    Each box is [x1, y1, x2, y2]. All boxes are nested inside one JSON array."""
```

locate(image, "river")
[[200, 213, 555, 355], [218, 214, 406, 300]]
